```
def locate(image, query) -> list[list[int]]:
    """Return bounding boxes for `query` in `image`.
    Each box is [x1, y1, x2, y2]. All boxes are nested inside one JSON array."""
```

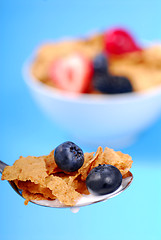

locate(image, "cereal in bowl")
[[30, 27, 161, 95]]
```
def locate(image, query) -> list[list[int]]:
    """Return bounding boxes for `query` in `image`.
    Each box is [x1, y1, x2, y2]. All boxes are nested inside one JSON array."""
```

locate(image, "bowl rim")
[[22, 54, 161, 105]]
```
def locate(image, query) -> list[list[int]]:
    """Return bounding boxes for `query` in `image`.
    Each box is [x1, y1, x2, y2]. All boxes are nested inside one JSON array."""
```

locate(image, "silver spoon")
[[0, 160, 23, 198], [0, 160, 133, 209]]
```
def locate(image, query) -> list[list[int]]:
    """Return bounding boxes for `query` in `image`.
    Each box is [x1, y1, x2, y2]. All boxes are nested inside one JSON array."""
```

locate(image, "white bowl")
[[23, 57, 161, 149]]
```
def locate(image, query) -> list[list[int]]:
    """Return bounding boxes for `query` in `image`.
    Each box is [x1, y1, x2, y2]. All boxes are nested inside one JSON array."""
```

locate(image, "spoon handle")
[[0, 160, 8, 174]]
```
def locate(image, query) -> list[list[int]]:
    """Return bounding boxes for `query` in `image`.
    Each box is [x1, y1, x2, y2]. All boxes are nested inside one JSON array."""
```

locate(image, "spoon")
[[0, 160, 133, 209], [0, 161, 23, 198]]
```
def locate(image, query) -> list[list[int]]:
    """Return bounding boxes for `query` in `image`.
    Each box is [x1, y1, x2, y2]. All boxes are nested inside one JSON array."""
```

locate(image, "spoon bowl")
[[0, 160, 133, 208]]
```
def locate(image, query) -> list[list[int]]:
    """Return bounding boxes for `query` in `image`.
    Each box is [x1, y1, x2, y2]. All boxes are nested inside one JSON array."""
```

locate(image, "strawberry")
[[49, 53, 93, 93], [104, 28, 142, 55]]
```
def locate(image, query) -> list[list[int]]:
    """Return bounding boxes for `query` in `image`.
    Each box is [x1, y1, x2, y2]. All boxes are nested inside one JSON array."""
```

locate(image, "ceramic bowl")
[[23, 57, 161, 149]]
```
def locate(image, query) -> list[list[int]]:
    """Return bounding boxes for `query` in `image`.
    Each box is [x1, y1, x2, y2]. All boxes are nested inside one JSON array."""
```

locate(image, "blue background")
[[0, 1, 161, 240]]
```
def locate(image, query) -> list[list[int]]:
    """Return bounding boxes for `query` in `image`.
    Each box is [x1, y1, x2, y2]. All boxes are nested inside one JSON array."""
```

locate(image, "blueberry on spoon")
[[86, 164, 122, 195], [54, 141, 84, 172]]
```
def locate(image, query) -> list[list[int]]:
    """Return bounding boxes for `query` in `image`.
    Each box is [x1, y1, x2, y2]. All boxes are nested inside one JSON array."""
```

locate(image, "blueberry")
[[54, 141, 84, 172], [93, 74, 133, 94], [93, 53, 108, 74], [86, 164, 122, 195], [92, 72, 111, 93], [105, 75, 133, 94]]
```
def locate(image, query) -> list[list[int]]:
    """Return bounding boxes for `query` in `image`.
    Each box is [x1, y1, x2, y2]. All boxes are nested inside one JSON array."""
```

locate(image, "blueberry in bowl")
[[101, 75, 133, 94], [93, 53, 108, 74]]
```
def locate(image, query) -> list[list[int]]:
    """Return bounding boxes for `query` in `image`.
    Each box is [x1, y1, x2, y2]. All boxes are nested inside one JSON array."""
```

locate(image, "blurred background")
[[0, 0, 161, 240]]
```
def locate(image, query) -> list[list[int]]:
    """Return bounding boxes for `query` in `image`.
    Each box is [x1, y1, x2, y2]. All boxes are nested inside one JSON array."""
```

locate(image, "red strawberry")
[[104, 28, 142, 55], [49, 53, 93, 93]]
